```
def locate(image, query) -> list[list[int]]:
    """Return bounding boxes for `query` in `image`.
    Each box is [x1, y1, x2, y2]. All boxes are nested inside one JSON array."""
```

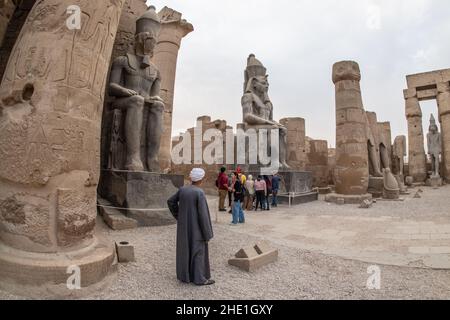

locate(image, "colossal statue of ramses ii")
[[241, 54, 289, 169], [109, 6, 165, 172]]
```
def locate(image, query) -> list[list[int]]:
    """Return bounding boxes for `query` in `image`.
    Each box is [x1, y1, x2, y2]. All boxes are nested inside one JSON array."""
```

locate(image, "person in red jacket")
[[216, 167, 229, 212]]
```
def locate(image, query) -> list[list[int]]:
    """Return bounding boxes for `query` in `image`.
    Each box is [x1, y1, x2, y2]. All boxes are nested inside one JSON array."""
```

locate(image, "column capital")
[[157, 6, 194, 46]]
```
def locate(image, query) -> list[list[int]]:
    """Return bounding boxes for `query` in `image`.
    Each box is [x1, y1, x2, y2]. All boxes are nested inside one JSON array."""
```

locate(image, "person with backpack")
[[271, 173, 281, 207], [227, 172, 236, 213], [231, 172, 245, 225]]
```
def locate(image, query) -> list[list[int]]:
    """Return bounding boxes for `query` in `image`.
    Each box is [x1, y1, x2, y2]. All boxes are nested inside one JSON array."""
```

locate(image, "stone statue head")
[[135, 6, 161, 58], [332, 61, 361, 84], [429, 114, 439, 134], [246, 75, 269, 95], [244, 54, 269, 93]]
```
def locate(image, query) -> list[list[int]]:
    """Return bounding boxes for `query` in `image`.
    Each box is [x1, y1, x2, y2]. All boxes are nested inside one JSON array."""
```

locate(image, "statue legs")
[[115, 95, 145, 171], [368, 143, 383, 177], [431, 154, 440, 177], [146, 101, 164, 172], [380, 146, 390, 169], [279, 128, 290, 169]]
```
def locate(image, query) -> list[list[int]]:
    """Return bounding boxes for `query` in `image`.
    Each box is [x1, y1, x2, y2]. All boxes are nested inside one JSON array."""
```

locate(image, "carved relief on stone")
[[107, 109, 125, 170], [56, 188, 96, 247], [0, 0, 125, 250]]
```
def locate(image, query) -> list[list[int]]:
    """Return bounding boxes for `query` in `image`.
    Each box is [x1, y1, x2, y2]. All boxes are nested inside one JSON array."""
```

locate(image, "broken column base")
[[325, 193, 372, 205], [0, 237, 117, 298], [426, 176, 443, 188]]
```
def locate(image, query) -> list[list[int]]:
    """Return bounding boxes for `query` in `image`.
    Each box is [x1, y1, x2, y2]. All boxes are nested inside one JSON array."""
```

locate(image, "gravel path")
[[1, 188, 449, 300], [2, 223, 447, 300], [89, 223, 450, 300]]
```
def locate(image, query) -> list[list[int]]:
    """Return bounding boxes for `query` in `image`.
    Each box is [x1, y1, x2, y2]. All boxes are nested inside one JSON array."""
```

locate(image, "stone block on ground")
[[228, 242, 278, 272], [359, 199, 373, 209], [115, 241, 135, 263], [98, 201, 138, 231], [427, 176, 443, 189], [405, 176, 414, 186], [235, 246, 260, 259]]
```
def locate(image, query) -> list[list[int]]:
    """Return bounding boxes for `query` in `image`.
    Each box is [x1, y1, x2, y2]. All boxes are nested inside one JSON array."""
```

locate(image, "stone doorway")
[[404, 69, 450, 182]]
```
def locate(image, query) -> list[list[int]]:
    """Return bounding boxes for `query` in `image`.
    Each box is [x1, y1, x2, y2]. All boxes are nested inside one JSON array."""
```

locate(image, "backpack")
[[265, 178, 272, 194]]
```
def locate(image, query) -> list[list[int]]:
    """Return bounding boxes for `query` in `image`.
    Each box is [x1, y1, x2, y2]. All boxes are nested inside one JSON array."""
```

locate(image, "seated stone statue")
[[427, 114, 442, 178], [241, 54, 289, 169], [109, 6, 165, 172]]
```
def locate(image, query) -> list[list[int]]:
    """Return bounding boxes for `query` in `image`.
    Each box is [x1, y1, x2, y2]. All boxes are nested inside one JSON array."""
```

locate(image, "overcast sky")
[[148, 0, 450, 147]]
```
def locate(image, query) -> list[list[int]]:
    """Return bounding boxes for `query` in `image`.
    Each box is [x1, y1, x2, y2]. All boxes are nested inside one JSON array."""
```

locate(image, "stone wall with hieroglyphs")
[[0, 0, 125, 253]]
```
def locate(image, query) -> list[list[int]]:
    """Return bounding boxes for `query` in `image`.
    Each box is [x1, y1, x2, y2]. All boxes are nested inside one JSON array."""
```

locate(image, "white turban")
[[190, 168, 206, 182]]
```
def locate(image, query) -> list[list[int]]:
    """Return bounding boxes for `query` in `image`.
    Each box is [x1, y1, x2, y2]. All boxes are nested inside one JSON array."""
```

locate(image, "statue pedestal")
[[98, 170, 184, 227], [277, 171, 318, 205], [368, 176, 384, 198], [426, 175, 443, 188], [243, 169, 318, 205]]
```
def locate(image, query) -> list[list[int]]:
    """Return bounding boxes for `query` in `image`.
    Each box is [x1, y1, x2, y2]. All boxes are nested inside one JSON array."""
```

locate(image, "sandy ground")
[[1, 186, 449, 300]]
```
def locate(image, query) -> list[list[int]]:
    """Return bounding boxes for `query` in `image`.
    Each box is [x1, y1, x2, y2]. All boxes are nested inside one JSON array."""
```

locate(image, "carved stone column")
[[328, 61, 371, 203], [153, 7, 193, 172], [404, 89, 427, 182], [437, 82, 450, 181], [0, 0, 124, 295]]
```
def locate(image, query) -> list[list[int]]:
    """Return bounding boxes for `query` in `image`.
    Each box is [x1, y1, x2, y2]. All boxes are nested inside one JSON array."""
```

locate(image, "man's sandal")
[[198, 279, 215, 286]]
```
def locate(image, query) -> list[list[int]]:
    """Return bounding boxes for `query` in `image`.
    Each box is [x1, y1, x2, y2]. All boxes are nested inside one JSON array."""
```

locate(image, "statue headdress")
[[244, 54, 268, 93], [429, 114, 439, 132], [135, 6, 161, 67], [136, 6, 161, 38]]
